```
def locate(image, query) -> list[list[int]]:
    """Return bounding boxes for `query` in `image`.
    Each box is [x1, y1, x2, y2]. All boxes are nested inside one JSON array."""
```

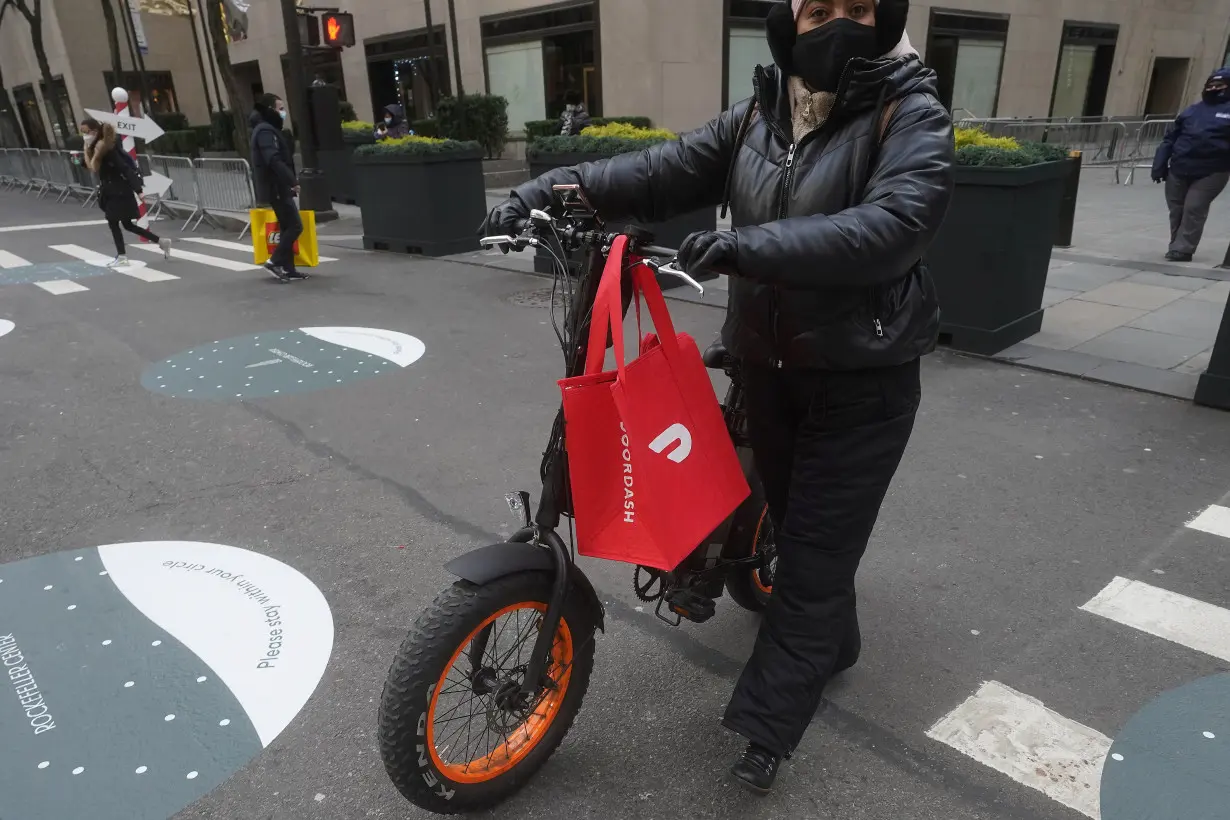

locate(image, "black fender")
[[444, 540, 606, 633]]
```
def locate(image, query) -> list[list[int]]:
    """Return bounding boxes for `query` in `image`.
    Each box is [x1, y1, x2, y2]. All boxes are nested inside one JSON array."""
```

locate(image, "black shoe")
[[730, 743, 780, 795], [1165, 251, 1193, 262], [284, 269, 310, 280], [264, 261, 289, 281]]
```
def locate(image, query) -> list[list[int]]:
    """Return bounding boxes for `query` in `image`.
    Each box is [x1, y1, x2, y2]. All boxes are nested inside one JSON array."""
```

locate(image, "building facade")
[[225, 0, 1230, 133], [3, 0, 1230, 149], [0, 0, 221, 148]]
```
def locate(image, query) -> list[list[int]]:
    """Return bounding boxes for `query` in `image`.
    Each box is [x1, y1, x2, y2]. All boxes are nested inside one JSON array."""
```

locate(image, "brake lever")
[[648, 261, 705, 296]]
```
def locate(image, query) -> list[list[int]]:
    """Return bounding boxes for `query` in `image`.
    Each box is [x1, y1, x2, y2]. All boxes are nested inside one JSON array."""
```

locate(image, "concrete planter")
[[527, 151, 718, 289], [354, 146, 486, 257], [928, 160, 1070, 355], [321, 134, 374, 206]]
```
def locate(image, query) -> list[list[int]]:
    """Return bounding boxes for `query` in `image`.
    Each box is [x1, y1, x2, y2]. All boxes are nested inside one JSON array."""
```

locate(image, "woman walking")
[[81, 118, 171, 266], [483, 0, 953, 794]]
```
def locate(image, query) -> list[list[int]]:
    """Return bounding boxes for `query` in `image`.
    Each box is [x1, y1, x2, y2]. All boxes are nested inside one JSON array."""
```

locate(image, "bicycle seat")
[[702, 340, 729, 369]]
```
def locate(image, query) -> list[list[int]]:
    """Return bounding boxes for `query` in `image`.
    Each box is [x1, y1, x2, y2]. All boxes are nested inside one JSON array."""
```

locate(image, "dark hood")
[[250, 106, 283, 131], [754, 55, 938, 137], [1208, 68, 1230, 86], [383, 104, 404, 124]]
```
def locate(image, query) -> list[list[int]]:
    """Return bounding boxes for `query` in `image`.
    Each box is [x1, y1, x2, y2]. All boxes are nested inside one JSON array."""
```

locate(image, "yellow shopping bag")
[[250, 208, 320, 268]]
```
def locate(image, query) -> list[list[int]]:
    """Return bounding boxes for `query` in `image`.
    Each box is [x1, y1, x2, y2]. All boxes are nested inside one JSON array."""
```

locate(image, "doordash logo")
[[649, 423, 693, 464], [620, 423, 636, 524]]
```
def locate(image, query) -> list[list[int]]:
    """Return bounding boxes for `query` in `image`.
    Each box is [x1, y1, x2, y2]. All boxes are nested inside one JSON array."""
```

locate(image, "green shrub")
[[410, 118, 440, 138], [155, 129, 199, 156], [190, 124, 213, 150], [353, 135, 481, 157], [339, 100, 357, 122], [524, 115, 652, 139], [529, 122, 674, 158], [210, 110, 235, 151], [152, 111, 190, 133], [435, 94, 509, 158], [957, 141, 1069, 167]]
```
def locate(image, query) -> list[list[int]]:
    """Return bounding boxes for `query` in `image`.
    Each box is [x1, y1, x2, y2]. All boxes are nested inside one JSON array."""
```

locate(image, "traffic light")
[[299, 14, 321, 47], [321, 12, 355, 48]]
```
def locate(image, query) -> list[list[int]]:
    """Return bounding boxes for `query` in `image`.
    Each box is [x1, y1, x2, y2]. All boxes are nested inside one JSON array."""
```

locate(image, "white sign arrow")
[[84, 108, 165, 143], [245, 359, 282, 369], [142, 171, 172, 198]]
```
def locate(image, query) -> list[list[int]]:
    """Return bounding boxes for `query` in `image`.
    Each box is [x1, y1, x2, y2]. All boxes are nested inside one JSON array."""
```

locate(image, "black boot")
[[730, 743, 780, 795], [1165, 251, 1193, 262]]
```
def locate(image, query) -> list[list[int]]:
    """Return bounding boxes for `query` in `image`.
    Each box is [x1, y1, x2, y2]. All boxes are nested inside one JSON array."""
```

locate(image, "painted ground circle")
[[0, 541, 333, 820], [0, 319, 13, 338], [1101, 673, 1230, 819], [141, 326, 426, 400]]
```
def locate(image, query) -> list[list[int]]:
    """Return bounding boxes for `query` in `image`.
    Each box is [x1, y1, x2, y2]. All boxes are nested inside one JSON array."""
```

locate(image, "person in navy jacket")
[[1152, 69, 1230, 262]]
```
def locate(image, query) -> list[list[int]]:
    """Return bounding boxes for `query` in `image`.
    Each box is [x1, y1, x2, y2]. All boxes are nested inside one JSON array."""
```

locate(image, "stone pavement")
[[998, 169, 1230, 400]]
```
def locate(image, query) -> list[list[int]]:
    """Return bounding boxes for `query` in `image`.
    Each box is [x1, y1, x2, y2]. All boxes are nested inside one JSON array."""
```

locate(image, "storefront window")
[[366, 27, 450, 121], [0, 89, 26, 147], [725, 1, 774, 109], [14, 85, 48, 149], [481, 1, 599, 133], [37, 76, 73, 146], [1049, 23, 1117, 119], [926, 12, 1009, 119]]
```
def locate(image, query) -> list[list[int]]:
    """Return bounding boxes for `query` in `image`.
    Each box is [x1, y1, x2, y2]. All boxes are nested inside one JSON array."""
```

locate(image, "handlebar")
[[480, 213, 705, 296]]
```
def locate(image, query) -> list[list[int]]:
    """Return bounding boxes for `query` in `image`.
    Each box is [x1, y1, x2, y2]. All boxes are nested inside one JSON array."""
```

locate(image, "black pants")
[[722, 358, 922, 757], [108, 218, 159, 256], [269, 194, 303, 271]]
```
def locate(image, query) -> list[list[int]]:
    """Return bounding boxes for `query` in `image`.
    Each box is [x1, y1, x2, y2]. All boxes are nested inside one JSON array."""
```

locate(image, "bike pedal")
[[663, 589, 717, 624]]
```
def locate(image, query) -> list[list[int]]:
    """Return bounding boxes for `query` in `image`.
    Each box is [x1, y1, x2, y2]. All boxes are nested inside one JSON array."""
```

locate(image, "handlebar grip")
[[637, 243, 678, 258]]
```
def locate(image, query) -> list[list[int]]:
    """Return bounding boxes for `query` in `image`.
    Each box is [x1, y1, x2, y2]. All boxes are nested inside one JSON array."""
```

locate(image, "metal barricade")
[[1120, 120, 1173, 184], [23, 148, 50, 197], [192, 157, 255, 238], [0, 148, 20, 188], [144, 154, 201, 227], [43, 150, 76, 202], [65, 150, 99, 207]]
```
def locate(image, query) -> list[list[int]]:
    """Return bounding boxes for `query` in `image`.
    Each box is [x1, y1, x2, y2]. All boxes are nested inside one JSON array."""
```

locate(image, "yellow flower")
[[580, 122, 677, 140]]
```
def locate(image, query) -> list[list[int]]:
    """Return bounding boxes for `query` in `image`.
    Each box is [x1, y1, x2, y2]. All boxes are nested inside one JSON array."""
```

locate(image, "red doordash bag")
[[558, 235, 750, 570]]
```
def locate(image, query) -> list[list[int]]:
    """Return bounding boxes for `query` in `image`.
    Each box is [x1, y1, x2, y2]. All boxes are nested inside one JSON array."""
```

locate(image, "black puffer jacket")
[[510, 57, 955, 371], [250, 108, 297, 204]]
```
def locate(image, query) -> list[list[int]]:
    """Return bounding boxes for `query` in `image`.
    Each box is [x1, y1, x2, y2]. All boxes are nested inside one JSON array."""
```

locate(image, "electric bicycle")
[[377, 186, 776, 814]]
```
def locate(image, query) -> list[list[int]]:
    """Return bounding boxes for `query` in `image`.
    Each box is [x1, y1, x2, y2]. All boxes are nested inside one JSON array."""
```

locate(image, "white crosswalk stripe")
[[927, 681, 1110, 818], [180, 236, 339, 263], [128, 243, 257, 271], [0, 238, 338, 294], [49, 244, 180, 283], [35, 280, 90, 295], [0, 250, 29, 268], [929, 501, 1230, 819]]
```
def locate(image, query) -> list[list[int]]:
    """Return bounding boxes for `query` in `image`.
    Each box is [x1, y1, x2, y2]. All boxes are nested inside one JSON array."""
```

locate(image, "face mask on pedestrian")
[[384, 116, 393, 125], [1204, 81, 1229, 105], [81, 131, 96, 145], [791, 16, 880, 92]]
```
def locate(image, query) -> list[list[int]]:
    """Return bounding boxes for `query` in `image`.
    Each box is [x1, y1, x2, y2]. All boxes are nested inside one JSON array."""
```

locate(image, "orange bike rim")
[[751, 505, 774, 595], [426, 602, 574, 784]]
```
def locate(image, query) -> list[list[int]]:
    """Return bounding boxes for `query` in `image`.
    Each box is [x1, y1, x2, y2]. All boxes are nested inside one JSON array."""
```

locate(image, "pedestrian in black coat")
[[81, 118, 171, 266], [483, 0, 954, 794], [249, 94, 307, 281]]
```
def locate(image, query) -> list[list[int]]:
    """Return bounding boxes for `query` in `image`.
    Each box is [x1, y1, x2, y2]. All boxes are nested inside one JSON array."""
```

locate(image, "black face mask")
[[791, 18, 881, 93], [1204, 87, 1229, 105]]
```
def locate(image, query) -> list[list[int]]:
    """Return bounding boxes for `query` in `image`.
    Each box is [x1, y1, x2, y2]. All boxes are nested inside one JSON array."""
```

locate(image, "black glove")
[[677, 230, 738, 276], [477, 193, 532, 254], [1152, 169, 1167, 184]]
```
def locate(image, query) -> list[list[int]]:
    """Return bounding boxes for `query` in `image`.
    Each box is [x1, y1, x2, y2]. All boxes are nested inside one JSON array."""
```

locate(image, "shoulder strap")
[[878, 97, 903, 145], [719, 100, 759, 220]]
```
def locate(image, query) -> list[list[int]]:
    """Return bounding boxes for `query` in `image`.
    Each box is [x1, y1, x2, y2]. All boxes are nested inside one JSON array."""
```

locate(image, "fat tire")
[[723, 481, 773, 613], [378, 571, 596, 814]]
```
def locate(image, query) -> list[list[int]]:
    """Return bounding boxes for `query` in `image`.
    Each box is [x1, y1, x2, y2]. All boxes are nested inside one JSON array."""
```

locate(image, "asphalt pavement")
[[1, 190, 1230, 820]]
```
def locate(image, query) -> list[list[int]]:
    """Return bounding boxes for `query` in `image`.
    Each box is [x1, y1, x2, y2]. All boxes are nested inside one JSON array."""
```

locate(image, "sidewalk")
[[995, 169, 1230, 400]]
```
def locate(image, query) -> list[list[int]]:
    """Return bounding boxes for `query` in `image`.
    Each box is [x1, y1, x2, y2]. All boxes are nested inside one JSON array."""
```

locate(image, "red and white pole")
[[111, 86, 151, 239]]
